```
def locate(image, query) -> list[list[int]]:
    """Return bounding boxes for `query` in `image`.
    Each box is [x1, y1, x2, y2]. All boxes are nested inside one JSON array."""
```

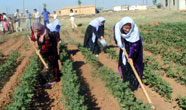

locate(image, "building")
[[55, 5, 96, 16], [161, 0, 186, 10], [114, 5, 128, 11], [113, 5, 147, 11]]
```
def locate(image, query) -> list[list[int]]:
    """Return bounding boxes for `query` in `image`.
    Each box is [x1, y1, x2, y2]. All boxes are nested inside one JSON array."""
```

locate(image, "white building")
[[114, 5, 128, 11], [129, 5, 147, 10], [161, 0, 186, 10], [114, 5, 147, 11]]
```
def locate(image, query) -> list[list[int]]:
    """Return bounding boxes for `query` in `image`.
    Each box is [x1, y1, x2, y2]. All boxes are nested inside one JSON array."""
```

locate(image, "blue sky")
[[0, 0, 161, 14]]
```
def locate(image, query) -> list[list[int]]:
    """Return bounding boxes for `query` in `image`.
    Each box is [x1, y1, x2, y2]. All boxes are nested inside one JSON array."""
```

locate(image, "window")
[[165, 0, 168, 7], [173, 0, 175, 6], [59, 11, 61, 14], [75, 10, 77, 13]]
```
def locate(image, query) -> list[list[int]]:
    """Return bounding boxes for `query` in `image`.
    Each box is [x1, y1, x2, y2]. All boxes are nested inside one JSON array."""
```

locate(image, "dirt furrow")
[[31, 81, 63, 110], [98, 51, 179, 110], [0, 36, 25, 55], [0, 55, 32, 109], [67, 45, 120, 110]]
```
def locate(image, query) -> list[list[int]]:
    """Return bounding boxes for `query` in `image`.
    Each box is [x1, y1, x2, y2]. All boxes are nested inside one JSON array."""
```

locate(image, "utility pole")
[[23, 0, 25, 15], [95, 0, 96, 8], [146, 0, 148, 6], [6, 8, 8, 14]]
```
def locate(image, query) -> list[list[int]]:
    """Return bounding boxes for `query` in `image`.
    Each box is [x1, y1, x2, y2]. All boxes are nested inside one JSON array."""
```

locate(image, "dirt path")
[[67, 44, 120, 110], [63, 28, 186, 110], [144, 51, 186, 97], [0, 36, 25, 55], [0, 34, 64, 110], [98, 52, 175, 110], [0, 42, 34, 109], [31, 81, 63, 110]]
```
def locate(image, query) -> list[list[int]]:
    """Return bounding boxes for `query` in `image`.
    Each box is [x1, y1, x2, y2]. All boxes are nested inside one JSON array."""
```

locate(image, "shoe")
[[95, 54, 99, 57]]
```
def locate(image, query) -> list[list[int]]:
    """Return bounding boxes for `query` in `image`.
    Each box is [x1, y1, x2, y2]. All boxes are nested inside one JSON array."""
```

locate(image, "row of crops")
[[5, 40, 88, 110], [2, 22, 185, 110], [0, 52, 20, 81], [0, 52, 20, 90], [78, 45, 152, 110], [102, 22, 186, 109], [140, 23, 186, 86], [105, 46, 186, 109], [61, 22, 186, 109], [59, 41, 88, 110], [105, 48, 172, 99], [5, 56, 41, 110]]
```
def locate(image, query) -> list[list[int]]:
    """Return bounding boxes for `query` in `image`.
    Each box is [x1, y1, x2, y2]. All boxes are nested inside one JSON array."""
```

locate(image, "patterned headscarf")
[[31, 22, 46, 42]]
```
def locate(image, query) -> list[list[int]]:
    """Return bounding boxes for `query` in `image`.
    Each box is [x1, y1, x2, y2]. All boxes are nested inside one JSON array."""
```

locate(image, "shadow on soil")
[[30, 84, 53, 110], [69, 49, 101, 110]]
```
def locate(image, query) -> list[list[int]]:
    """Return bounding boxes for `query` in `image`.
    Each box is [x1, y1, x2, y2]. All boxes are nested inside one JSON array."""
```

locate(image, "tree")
[[153, 0, 157, 6], [156, 3, 162, 8], [78, 0, 82, 16], [43, 3, 47, 9], [78, 0, 82, 6]]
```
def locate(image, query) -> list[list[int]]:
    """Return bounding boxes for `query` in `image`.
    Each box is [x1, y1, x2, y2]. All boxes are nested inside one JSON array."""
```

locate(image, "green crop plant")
[[0, 52, 20, 82], [6, 56, 41, 110], [78, 45, 152, 110], [59, 41, 87, 110], [177, 95, 186, 110]]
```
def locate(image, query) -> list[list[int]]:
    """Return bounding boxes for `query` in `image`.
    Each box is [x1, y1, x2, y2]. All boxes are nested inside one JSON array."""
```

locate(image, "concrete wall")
[[56, 5, 96, 16], [178, 0, 186, 10], [162, 0, 186, 10], [114, 5, 147, 11]]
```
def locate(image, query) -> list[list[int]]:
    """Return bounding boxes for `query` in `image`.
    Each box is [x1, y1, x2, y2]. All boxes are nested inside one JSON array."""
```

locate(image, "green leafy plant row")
[[177, 95, 186, 110], [143, 43, 186, 85], [144, 43, 185, 65], [143, 55, 186, 86], [105, 48, 119, 60], [105, 48, 172, 99], [6, 56, 41, 110], [140, 23, 186, 51], [0, 52, 20, 82], [140, 23, 186, 65], [143, 57, 172, 99], [78, 45, 152, 110], [165, 65, 186, 85], [0, 37, 8, 44], [59, 41, 87, 110]]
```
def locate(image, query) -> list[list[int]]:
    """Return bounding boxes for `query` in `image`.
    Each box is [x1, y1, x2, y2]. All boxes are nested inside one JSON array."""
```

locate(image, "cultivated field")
[[0, 9, 185, 110]]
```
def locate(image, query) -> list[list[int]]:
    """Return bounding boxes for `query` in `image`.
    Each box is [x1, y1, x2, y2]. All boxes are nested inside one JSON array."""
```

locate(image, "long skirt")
[[3, 21, 8, 31], [41, 49, 61, 83], [83, 25, 100, 54], [119, 49, 139, 91]]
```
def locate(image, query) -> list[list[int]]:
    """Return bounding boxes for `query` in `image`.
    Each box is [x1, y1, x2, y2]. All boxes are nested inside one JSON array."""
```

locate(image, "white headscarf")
[[89, 17, 106, 43], [89, 17, 106, 31], [119, 17, 139, 42], [114, 16, 140, 65], [47, 19, 62, 32]]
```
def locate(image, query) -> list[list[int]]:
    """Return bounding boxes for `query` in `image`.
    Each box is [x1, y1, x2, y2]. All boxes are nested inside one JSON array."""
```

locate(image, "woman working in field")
[[114, 16, 143, 91], [31, 21, 62, 85], [83, 17, 106, 57]]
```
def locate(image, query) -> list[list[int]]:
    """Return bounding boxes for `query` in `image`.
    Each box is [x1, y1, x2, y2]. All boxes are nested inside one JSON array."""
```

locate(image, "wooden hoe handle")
[[27, 35, 48, 69], [123, 48, 155, 109]]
